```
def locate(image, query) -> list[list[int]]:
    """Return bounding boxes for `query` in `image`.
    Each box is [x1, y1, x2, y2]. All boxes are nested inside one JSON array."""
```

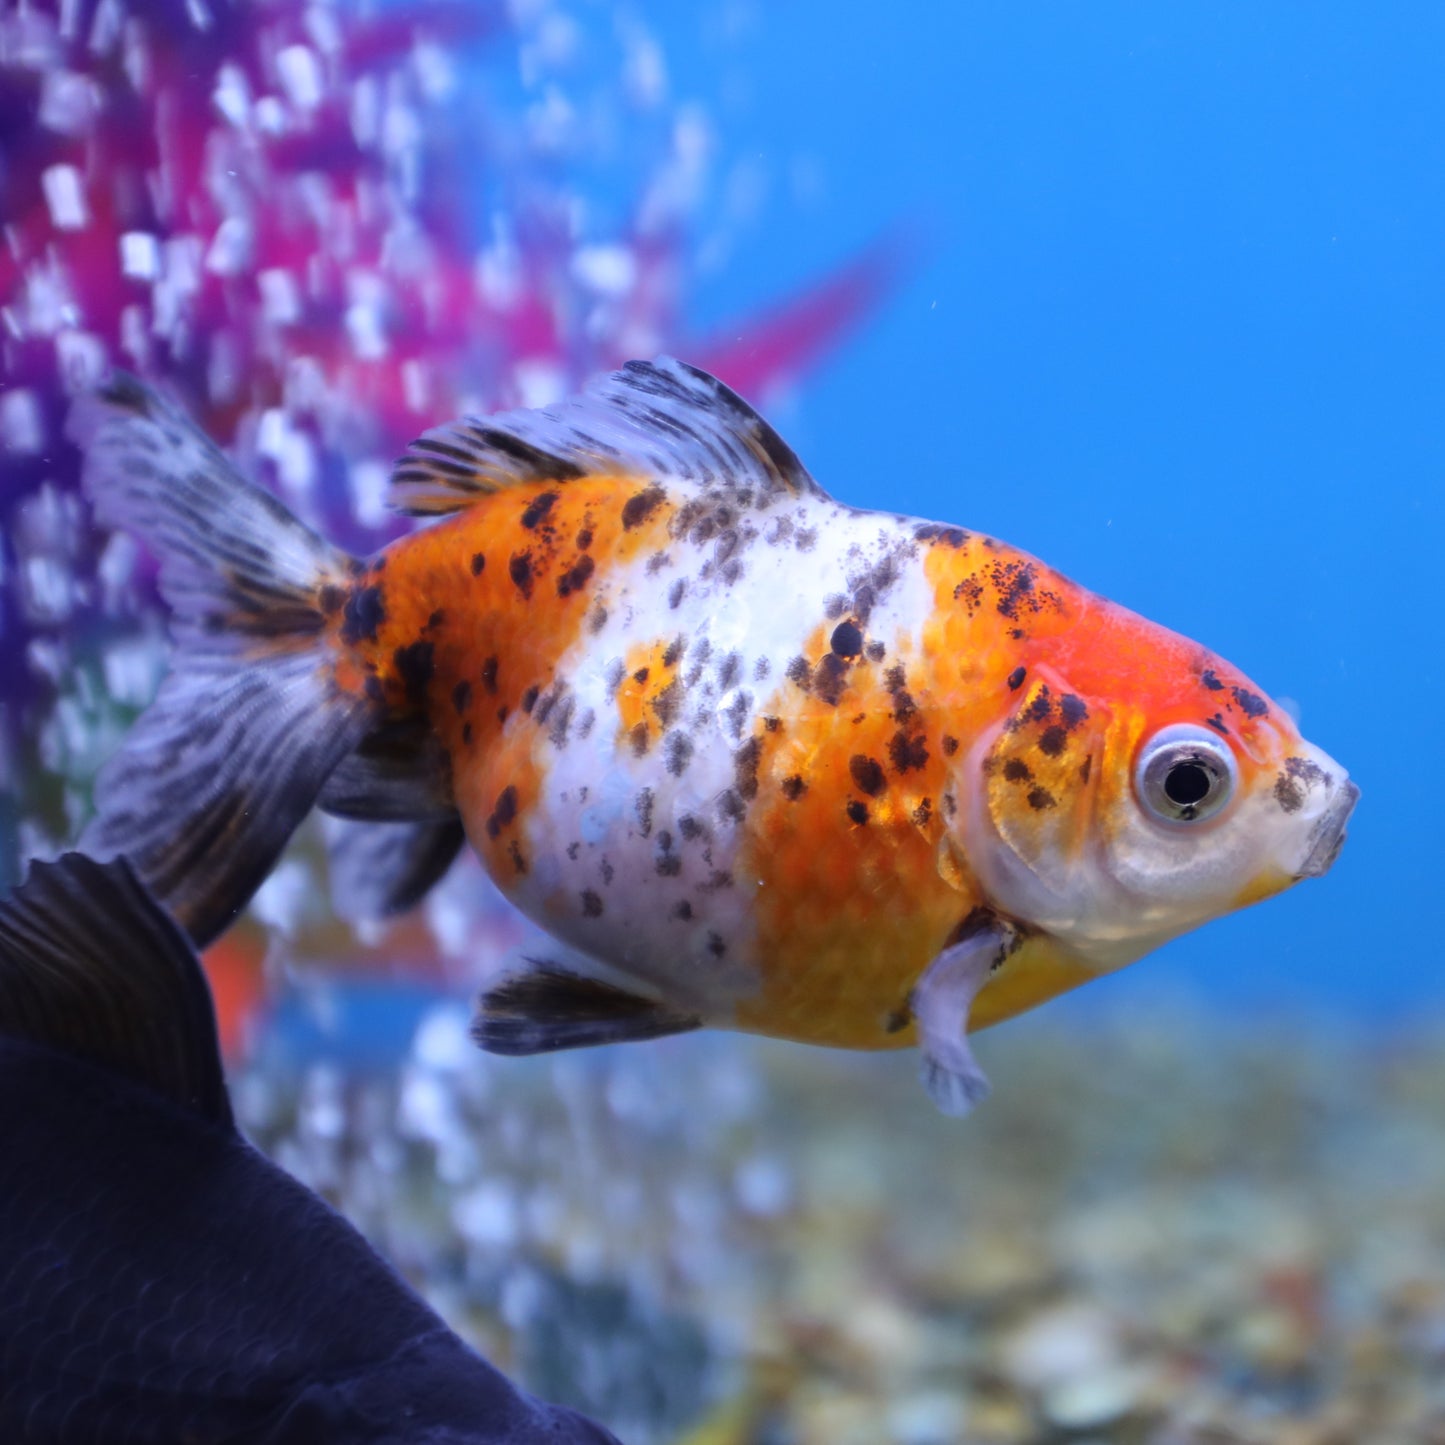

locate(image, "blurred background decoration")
[[3, 2, 1444, 1442]]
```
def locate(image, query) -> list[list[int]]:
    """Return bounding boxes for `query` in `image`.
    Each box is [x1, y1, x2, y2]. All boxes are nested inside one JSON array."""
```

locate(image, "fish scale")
[[72, 358, 1357, 1113]]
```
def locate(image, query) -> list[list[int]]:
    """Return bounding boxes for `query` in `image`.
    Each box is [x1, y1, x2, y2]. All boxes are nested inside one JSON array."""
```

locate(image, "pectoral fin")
[[912, 913, 1021, 1117]]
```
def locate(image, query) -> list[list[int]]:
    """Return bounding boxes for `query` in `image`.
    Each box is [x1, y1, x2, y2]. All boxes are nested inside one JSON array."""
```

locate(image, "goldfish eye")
[[1136, 726, 1237, 824]]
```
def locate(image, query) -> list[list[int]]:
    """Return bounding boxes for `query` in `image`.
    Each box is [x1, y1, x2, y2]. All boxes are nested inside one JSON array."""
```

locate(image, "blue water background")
[[643, 4, 1442, 1019]]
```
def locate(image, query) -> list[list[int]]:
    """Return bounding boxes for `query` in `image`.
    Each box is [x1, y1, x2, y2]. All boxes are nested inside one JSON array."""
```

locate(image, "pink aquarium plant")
[[0, 0, 894, 892]]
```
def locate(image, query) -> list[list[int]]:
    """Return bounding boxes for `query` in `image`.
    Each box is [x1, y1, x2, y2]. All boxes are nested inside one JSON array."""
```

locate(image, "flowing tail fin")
[[69, 377, 381, 947]]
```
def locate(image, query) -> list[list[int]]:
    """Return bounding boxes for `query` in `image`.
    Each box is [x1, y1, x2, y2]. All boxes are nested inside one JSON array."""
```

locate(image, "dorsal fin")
[[389, 357, 827, 515], [0, 853, 232, 1126]]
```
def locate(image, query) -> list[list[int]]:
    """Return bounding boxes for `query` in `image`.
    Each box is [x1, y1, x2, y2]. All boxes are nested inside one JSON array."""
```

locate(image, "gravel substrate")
[[237, 998, 1445, 1445]]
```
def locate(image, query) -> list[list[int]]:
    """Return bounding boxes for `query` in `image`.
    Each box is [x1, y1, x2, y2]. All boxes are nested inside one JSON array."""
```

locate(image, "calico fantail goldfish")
[[71, 361, 1357, 1113]]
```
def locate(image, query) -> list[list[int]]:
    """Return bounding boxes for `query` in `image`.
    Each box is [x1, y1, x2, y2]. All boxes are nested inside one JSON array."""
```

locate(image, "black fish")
[[0, 852, 621, 1445]]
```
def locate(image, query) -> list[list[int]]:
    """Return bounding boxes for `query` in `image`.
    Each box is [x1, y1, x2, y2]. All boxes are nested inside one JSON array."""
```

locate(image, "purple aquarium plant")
[[0, 0, 894, 889]]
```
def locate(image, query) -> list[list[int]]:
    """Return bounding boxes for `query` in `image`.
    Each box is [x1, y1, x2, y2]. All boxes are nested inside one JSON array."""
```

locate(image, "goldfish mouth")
[[1295, 780, 1360, 879]]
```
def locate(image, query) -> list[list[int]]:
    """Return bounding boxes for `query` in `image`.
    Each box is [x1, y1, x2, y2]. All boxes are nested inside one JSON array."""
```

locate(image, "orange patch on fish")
[[735, 629, 970, 1048]]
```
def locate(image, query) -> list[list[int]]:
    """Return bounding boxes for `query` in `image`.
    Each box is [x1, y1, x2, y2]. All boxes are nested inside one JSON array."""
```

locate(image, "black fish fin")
[[69, 375, 380, 947], [389, 357, 827, 515], [325, 816, 467, 921], [473, 966, 703, 1055], [0, 853, 232, 1126], [317, 716, 455, 821]]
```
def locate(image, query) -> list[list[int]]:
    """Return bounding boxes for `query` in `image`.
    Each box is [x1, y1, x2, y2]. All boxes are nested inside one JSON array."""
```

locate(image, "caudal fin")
[[70, 377, 380, 947]]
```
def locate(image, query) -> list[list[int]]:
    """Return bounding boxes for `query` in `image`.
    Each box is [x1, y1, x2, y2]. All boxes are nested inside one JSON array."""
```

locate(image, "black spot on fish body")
[[915, 523, 968, 547], [576, 524, 594, 551], [486, 785, 518, 838], [678, 814, 707, 842], [812, 654, 849, 706], [865, 640, 887, 663], [723, 690, 752, 740], [426, 608, 446, 631], [480, 656, 499, 694], [912, 798, 933, 826], [1079, 755, 1092, 783], [1205, 713, 1230, 735], [889, 731, 929, 773], [824, 594, 848, 621], [672, 899, 694, 920], [1038, 725, 1067, 757], [885, 1005, 912, 1033], [993, 560, 1036, 619], [340, 584, 386, 645], [461, 721, 473, 745], [1274, 756, 1327, 814], [662, 635, 686, 668], [470, 552, 487, 576], [581, 889, 604, 917], [781, 775, 807, 801], [600, 858, 615, 886], [393, 640, 434, 704], [652, 679, 683, 727], [452, 680, 471, 715], [509, 551, 534, 598], [507, 839, 527, 874], [567, 841, 580, 860], [633, 667, 651, 685], [630, 721, 651, 757], [1002, 759, 1032, 782], [718, 651, 743, 691], [622, 484, 666, 530], [588, 603, 608, 634], [1201, 669, 1224, 691], [521, 685, 539, 714], [1023, 687, 1053, 724], [665, 731, 694, 776], [635, 788, 655, 838], [942, 735, 959, 757], [1006, 666, 1027, 691], [1231, 686, 1269, 718], [786, 655, 813, 691], [830, 619, 864, 658], [655, 834, 682, 877], [717, 789, 746, 824], [548, 694, 576, 749], [735, 737, 762, 800], [846, 799, 870, 825], [520, 490, 558, 529], [954, 575, 984, 613], [850, 756, 887, 796], [1060, 694, 1088, 730], [706, 932, 727, 959], [1027, 786, 1057, 811], [668, 578, 687, 609], [763, 715, 781, 732], [557, 554, 595, 597]]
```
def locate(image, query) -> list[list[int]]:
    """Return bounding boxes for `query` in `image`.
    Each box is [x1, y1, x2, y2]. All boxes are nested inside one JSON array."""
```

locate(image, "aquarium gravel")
[[237, 1001, 1445, 1445]]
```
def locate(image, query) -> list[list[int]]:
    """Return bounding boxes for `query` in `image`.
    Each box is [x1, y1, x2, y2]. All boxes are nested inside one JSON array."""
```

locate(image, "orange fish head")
[[955, 602, 1358, 978]]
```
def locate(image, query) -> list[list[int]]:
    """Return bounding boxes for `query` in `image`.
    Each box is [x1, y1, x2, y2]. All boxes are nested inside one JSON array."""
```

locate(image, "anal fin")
[[474, 966, 702, 1056], [325, 817, 467, 922]]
